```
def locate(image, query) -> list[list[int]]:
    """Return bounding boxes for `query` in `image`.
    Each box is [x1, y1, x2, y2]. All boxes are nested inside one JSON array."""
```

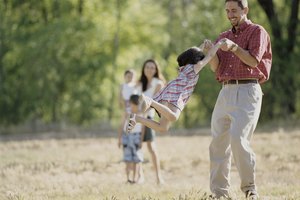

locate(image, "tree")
[[0, 0, 299, 131], [257, 0, 300, 118]]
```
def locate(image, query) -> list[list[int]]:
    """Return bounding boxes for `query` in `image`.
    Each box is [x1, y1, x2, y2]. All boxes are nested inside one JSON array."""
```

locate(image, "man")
[[203, 0, 272, 199]]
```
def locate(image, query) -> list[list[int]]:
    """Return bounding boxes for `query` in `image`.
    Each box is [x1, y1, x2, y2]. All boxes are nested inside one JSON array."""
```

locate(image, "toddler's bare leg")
[[125, 162, 130, 182], [150, 101, 181, 122], [132, 163, 137, 183], [135, 115, 171, 133]]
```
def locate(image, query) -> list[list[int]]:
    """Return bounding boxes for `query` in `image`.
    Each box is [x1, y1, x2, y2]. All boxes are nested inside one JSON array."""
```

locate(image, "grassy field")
[[1, 128, 300, 200]]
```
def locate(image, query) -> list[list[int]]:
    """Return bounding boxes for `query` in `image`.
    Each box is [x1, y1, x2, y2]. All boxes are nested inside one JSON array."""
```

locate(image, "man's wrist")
[[229, 43, 238, 52]]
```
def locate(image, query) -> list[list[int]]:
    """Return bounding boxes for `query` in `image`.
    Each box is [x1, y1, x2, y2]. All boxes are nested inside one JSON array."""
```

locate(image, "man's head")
[[177, 47, 205, 67], [129, 94, 139, 113], [225, 0, 248, 28]]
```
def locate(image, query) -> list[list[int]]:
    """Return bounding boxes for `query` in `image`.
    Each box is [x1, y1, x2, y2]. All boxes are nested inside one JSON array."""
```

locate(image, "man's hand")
[[219, 38, 237, 52]]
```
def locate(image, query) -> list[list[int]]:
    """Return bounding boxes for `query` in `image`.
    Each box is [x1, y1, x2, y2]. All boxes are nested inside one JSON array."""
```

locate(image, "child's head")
[[177, 47, 205, 67], [124, 69, 135, 83], [129, 94, 139, 113]]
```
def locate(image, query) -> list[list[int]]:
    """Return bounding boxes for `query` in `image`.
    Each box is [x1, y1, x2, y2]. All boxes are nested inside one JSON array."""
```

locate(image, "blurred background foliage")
[[0, 0, 299, 132]]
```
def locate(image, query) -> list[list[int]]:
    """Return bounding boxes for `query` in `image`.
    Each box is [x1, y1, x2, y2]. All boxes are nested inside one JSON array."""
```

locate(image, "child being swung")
[[127, 40, 225, 133]]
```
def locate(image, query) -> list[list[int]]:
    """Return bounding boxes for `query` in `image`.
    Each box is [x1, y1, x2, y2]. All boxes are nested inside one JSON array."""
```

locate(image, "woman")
[[137, 59, 165, 184]]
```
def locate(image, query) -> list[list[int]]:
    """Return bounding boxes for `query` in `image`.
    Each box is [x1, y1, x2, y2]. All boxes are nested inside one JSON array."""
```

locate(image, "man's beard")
[[230, 19, 240, 28]]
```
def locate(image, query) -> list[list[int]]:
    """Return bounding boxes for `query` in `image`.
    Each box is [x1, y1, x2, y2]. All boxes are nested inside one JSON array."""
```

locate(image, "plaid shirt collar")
[[231, 19, 252, 34]]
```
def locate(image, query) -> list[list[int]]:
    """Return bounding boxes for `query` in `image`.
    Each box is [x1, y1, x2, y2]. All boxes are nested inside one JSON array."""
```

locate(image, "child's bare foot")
[[127, 113, 136, 133], [126, 180, 135, 184], [139, 94, 152, 113], [136, 176, 145, 184]]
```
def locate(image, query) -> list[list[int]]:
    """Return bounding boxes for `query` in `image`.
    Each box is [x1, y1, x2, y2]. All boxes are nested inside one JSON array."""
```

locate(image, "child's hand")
[[200, 39, 213, 54]]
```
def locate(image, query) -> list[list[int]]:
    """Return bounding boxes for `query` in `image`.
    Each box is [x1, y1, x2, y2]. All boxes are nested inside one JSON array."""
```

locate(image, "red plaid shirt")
[[216, 20, 272, 83]]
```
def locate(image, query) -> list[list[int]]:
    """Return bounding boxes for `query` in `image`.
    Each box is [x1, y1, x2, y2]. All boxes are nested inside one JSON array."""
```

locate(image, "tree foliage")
[[257, 0, 300, 119], [0, 0, 299, 130]]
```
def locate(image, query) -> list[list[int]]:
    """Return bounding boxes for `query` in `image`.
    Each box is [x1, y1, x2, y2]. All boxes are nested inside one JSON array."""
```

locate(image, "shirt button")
[[232, 55, 234, 58], [235, 35, 238, 38], [229, 65, 232, 68]]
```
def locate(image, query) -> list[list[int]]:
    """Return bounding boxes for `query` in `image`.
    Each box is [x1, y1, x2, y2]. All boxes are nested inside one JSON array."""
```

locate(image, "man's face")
[[225, 1, 248, 27]]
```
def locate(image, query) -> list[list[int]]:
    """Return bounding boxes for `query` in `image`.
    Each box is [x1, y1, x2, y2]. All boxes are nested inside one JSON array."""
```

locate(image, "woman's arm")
[[135, 82, 143, 95], [153, 80, 164, 96], [139, 125, 145, 148]]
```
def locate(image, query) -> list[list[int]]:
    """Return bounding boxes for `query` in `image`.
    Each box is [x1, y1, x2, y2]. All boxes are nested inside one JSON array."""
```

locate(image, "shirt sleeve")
[[248, 26, 269, 63]]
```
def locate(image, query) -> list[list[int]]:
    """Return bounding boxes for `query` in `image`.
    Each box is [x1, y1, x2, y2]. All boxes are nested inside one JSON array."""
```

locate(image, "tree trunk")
[[108, 0, 122, 121], [78, 0, 84, 15], [257, 0, 299, 118]]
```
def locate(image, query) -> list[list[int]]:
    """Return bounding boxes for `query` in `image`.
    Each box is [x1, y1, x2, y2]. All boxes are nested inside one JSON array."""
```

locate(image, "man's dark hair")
[[129, 94, 139, 105], [225, 0, 248, 9], [177, 47, 205, 67]]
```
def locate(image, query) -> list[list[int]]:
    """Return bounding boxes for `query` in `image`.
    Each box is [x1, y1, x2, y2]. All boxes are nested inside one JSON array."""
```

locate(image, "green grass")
[[1, 129, 300, 199]]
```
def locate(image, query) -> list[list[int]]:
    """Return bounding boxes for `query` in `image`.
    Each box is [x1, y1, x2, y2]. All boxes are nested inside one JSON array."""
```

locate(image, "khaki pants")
[[210, 83, 262, 198]]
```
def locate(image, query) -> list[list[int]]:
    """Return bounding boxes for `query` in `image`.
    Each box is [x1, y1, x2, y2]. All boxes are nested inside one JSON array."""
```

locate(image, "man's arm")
[[223, 39, 258, 67], [208, 55, 219, 72]]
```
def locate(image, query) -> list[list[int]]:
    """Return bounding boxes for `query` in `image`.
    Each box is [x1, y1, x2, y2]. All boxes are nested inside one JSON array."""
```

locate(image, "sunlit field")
[[1, 128, 300, 200]]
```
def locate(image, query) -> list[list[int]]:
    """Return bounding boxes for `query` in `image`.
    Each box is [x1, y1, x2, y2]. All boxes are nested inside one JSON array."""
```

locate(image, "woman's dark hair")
[[139, 59, 165, 92], [177, 47, 205, 67]]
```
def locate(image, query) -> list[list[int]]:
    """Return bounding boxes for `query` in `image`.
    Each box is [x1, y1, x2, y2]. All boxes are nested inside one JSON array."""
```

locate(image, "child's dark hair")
[[129, 94, 139, 105], [177, 47, 205, 67], [124, 69, 134, 76]]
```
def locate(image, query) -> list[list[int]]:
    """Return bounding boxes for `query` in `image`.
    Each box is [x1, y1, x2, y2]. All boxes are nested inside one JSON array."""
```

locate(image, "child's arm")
[[118, 112, 127, 148], [194, 40, 224, 74], [204, 39, 221, 72]]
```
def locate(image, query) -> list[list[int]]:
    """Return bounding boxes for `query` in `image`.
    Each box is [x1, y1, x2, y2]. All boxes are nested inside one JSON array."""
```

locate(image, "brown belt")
[[223, 79, 258, 85]]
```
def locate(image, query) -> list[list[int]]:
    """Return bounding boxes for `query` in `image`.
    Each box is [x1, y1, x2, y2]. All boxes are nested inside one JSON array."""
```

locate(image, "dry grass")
[[1, 129, 300, 200]]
